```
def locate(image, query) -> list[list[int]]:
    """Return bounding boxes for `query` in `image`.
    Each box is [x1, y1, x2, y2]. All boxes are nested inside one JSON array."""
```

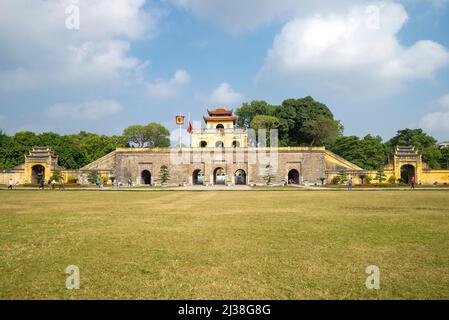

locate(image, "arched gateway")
[[141, 170, 151, 185], [288, 169, 300, 185], [193, 169, 204, 185], [31, 165, 45, 184], [214, 167, 226, 185], [401, 164, 415, 184], [234, 169, 246, 185]]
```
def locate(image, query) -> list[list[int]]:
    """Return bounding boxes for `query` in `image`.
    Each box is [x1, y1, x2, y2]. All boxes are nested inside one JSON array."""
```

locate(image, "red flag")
[[187, 122, 193, 134]]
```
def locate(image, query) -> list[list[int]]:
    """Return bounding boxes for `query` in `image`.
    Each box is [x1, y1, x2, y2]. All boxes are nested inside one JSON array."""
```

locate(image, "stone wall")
[[111, 147, 328, 186]]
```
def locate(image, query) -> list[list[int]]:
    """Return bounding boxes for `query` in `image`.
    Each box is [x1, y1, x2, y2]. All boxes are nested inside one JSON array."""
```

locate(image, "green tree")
[[123, 125, 147, 148], [146, 123, 170, 148], [375, 167, 387, 183], [387, 128, 441, 168], [337, 170, 348, 184], [250, 115, 280, 147], [159, 165, 170, 184], [440, 147, 449, 169], [328, 135, 389, 170], [235, 101, 277, 128], [50, 170, 62, 182], [301, 115, 339, 146], [235, 96, 339, 146], [123, 123, 170, 148], [278, 97, 336, 145], [87, 170, 99, 184]]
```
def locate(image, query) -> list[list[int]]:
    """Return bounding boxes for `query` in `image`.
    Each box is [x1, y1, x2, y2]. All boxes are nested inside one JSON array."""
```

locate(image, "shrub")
[[67, 176, 78, 183], [337, 170, 348, 184], [332, 176, 341, 184], [376, 168, 387, 183], [87, 170, 99, 184], [388, 175, 396, 184], [365, 175, 372, 184], [159, 165, 170, 184]]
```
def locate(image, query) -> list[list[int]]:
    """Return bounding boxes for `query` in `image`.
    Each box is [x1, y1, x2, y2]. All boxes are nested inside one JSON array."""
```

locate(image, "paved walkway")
[[1, 186, 448, 191]]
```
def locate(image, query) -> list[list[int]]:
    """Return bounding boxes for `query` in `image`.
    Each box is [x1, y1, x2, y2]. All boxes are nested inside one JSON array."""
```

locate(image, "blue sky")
[[0, 0, 448, 141]]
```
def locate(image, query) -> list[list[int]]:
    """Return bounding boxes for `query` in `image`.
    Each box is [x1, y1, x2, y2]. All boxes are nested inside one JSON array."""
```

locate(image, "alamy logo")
[[365, 265, 380, 290], [65, 265, 80, 290], [65, 0, 80, 30]]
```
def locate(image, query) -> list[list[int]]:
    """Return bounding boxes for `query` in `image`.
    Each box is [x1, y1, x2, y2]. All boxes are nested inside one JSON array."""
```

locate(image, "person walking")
[[51, 179, 56, 190], [348, 178, 353, 191], [410, 176, 416, 190], [7, 178, 13, 190], [59, 177, 65, 190], [39, 177, 45, 190]]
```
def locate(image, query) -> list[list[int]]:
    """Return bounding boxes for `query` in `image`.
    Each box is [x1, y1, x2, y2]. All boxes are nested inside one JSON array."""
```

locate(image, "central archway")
[[31, 165, 45, 184], [401, 164, 415, 184], [193, 169, 204, 185], [288, 169, 300, 185], [214, 167, 226, 185], [141, 170, 152, 185], [234, 169, 246, 185], [215, 141, 224, 148]]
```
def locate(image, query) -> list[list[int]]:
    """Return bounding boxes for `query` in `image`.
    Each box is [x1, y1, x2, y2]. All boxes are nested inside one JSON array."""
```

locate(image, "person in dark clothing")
[[39, 177, 45, 190], [410, 176, 416, 189]]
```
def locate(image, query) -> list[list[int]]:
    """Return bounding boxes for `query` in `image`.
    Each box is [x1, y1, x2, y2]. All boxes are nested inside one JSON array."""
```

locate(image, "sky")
[[0, 0, 448, 141]]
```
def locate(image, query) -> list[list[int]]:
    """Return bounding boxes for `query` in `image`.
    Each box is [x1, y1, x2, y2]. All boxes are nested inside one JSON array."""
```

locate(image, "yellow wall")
[[191, 119, 247, 148], [420, 170, 449, 185]]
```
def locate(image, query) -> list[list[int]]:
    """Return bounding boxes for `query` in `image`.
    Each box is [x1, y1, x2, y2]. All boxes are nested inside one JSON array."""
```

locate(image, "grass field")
[[1, 190, 449, 300]]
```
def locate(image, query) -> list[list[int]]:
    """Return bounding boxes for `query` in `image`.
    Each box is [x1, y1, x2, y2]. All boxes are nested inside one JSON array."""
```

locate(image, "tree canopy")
[[122, 122, 170, 148], [0, 121, 170, 170], [236, 96, 341, 147], [328, 135, 389, 170], [387, 129, 442, 169]]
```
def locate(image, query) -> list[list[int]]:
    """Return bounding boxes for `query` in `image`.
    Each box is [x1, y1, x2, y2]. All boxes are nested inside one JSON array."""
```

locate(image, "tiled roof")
[[207, 108, 233, 116]]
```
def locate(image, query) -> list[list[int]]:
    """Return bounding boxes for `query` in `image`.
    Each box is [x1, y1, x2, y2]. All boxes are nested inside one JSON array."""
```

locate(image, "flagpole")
[[179, 112, 182, 149], [188, 112, 191, 148]]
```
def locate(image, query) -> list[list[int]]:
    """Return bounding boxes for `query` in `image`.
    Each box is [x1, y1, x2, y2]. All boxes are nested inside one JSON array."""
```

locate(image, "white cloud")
[[420, 94, 449, 136], [170, 0, 361, 32], [0, 0, 158, 92], [47, 100, 122, 120], [171, 0, 449, 33], [259, 1, 449, 97], [209, 82, 244, 106], [146, 69, 191, 98]]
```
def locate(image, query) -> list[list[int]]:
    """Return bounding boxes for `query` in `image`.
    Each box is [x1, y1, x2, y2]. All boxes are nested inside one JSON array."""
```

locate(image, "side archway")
[[193, 169, 204, 185], [141, 170, 152, 185], [234, 169, 246, 185], [288, 169, 300, 185]]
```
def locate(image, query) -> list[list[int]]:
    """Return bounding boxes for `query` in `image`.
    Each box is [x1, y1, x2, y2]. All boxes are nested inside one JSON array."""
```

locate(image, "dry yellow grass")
[[0, 190, 448, 299]]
